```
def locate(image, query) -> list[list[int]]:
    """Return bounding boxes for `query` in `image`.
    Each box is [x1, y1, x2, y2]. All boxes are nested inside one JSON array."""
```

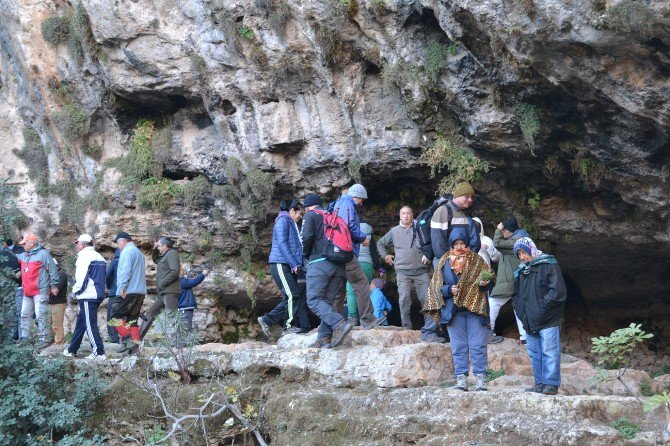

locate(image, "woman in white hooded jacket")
[[472, 218, 499, 266]]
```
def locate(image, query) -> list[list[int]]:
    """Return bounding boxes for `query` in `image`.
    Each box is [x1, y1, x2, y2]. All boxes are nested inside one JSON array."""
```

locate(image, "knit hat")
[[502, 215, 519, 233], [513, 237, 543, 259], [348, 184, 368, 200], [371, 278, 385, 289], [452, 182, 475, 198], [303, 193, 323, 208]]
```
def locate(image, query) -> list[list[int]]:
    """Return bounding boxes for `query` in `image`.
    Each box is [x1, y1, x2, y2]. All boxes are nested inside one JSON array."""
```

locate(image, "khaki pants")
[[139, 293, 179, 339], [345, 257, 374, 323], [50, 303, 66, 344]]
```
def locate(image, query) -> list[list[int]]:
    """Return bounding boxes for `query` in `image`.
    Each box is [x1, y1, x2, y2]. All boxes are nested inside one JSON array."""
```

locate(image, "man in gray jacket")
[[139, 236, 181, 340], [377, 206, 442, 342]]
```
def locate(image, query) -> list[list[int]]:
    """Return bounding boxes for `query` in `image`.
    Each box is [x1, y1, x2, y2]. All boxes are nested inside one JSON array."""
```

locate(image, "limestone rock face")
[[1, 0, 669, 348]]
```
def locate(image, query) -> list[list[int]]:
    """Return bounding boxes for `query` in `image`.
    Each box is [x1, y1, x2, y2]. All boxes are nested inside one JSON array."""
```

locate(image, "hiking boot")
[[310, 337, 332, 348], [488, 330, 504, 344], [330, 320, 353, 347], [422, 334, 447, 343], [348, 316, 359, 327], [475, 373, 488, 391], [117, 337, 130, 353], [361, 316, 386, 330], [62, 348, 75, 358], [455, 374, 468, 391], [542, 385, 559, 395], [125, 342, 139, 356], [257, 316, 271, 337], [525, 383, 545, 393], [281, 326, 301, 336]]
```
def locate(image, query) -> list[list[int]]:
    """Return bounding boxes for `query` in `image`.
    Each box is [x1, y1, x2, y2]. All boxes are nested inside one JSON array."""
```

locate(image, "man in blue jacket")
[[332, 184, 385, 329]]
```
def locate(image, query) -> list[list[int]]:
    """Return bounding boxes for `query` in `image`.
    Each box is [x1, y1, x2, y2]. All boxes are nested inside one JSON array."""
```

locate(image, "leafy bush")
[[13, 127, 50, 195], [53, 104, 87, 140], [423, 136, 490, 194], [269, 0, 291, 30], [237, 24, 255, 40], [115, 119, 156, 184], [486, 369, 505, 382], [183, 175, 212, 208], [515, 103, 541, 152], [592, 323, 653, 370], [82, 143, 103, 159], [571, 154, 610, 191], [137, 177, 184, 213], [328, 0, 358, 21], [316, 25, 343, 67], [652, 365, 670, 378], [424, 43, 448, 83], [41, 16, 71, 44], [245, 167, 276, 200], [609, 418, 641, 439], [347, 159, 362, 183]]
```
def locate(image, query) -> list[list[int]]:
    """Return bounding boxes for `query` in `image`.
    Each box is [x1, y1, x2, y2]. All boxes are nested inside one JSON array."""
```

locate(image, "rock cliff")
[[0, 0, 669, 348]]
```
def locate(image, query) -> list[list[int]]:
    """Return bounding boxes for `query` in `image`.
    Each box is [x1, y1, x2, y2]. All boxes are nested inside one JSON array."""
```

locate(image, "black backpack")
[[411, 194, 453, 259]]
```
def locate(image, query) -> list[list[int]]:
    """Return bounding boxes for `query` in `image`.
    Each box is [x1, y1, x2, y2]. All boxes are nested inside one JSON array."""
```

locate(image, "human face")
[[352, 197, 364, 206], [452, 194, 474, 209], [399, 207, 413, 226], [75, 241, 85, 252], [117, 238, 128, 251], [23, 239, 37, 251], [157, 242, 169, 254], [452, 240, 466, 250], [289, 208, 303, 223], [518, 250, 533, 264], [502, 229, 513, 239]]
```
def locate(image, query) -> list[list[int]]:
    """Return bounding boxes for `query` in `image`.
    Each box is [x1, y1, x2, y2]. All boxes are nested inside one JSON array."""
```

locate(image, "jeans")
[[21, 293, 51, 342], [526, 325, 562, 386], [397, 271, 430, 329], [488, 295, 527, 340], [446, 310, 489, 376], [345, 261, 374, 318], [306, 260, 346, 340], [106, 296, 120, 343], [67, 300, 105, 356]]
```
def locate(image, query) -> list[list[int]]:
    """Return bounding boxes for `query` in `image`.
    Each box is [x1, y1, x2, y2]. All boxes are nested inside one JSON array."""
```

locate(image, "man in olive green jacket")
[[139, 236, 181, 340]]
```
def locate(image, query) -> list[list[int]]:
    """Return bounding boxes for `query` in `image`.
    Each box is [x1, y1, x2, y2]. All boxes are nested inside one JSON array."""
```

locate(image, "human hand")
[[51, 287, 58, 296], [421, 255, 430, 265], [362, 238, 371, 247], [291, 266, 300, 274], [497, 222, 504, 230], [384, 255, 394, 266], [479, 280, 490, 287], [451, 285, 459, 296], [203, 269, 210, 276], [121, 290, 127, 299], [482, 243, 489, 250]]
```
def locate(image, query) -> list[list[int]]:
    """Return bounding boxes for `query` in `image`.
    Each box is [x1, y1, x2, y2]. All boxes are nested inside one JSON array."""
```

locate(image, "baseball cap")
[[75, 234, 93, 244], [113, 231, 132, 243]]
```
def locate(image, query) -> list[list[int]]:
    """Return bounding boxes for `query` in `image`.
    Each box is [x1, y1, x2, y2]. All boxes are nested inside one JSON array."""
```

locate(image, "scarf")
[[514, 254, 558, 278], [448, 247, 470, 274], [513, 237, 543, 258], [423, 251, 495, 323]]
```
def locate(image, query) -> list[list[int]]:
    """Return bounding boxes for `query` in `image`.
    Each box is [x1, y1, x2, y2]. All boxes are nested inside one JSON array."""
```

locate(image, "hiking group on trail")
[[0, 181, 567, 395]]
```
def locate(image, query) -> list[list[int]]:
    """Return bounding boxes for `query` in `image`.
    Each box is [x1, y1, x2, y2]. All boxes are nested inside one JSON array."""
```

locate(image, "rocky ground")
[[43, 328, 670, 445]]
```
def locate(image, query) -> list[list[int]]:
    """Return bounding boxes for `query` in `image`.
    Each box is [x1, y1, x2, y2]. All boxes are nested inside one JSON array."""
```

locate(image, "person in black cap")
[[257, 198, 311, 337], [301, 193, 352, 348], [489, 215, 530, 344]]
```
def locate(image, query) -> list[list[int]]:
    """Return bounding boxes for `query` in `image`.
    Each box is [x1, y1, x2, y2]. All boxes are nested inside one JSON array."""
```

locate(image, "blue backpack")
[[74, 260, 107, 301]]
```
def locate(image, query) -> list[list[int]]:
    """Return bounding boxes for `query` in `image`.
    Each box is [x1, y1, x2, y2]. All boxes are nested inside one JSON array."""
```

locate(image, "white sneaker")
[[85, 353, 107, 360], [62, 349, 74, 357]]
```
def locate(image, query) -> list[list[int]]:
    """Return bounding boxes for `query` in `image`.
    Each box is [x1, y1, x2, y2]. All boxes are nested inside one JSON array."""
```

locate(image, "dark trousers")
[[264, 263, 310, 330], [106, 296, 119, 343], [68, 300, 104, 356], [110, 293, 145, 325], [306, 260, 346, 340], [139, 293, 179, 339]]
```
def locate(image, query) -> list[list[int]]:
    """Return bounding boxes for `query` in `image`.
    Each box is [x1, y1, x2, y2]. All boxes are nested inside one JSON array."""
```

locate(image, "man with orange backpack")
[[302, 194, 352, 348]]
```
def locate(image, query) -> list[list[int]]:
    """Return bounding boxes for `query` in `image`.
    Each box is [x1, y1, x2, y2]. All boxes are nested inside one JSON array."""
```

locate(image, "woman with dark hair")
[[257, 199, 311, 337]]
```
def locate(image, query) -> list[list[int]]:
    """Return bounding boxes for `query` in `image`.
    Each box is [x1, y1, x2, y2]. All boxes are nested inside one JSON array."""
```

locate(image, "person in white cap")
[[63, 234, 107, 359]]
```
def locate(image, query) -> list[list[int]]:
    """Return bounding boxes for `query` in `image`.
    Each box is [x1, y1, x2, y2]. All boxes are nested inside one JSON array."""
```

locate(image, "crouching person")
[[302, 194, 351, 348], [512, 237, 567, 396]]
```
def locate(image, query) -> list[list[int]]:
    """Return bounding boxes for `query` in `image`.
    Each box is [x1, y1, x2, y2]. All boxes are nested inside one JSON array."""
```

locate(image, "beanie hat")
[[452, 182, 475, 198], [502, 215, 519, 233], [303, 193, 323, 208], [371, 278, 385, 289], [348, 184, 368, 200]]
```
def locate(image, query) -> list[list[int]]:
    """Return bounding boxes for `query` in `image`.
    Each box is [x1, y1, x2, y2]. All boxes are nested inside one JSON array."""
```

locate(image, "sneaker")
[[85, 353, 107, 360], [525, 383, 545, 393], [310, 337, 332, 348], [257, 316, 271, 337], [455, 374, 468, 391], [361, 316, 386, 330], [518, 338, 527, 345], [488, 330, 504, 344], [62, 348, 75, 357], [475, 373, 488, 391], [422, 334, 447, 343], [330, 320, 353, 347], [348, 316, 359, 327], [542, 385, 559, 395], [281, 326, 301, 336]]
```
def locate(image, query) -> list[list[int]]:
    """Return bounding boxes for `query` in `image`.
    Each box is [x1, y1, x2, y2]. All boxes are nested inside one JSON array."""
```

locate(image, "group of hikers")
[[0, 180, 567, 395]]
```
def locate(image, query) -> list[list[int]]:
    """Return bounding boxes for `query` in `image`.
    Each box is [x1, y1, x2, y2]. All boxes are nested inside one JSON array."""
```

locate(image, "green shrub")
[[328, 0, 358, 21], [526, 186, 541, 210], [41, 16, 71, 44], [316, 25, 343, 67], [53, 104, 87, 140], [237, 24, 255, 40], [423, 136, 490, 194], [609, 418, 641, 439], [245, 167, 275, 200], [544, 154, 561, 175], [652, 365, 670, 378], [249, 46, 269, 68], [82, 144, 103, 159], [269, 0, 291, 30], [115, 119, 156, 184], [486, 369, 505, 382], [571, 154, 609, 191], [136, 177, 183, 213], [591, 323, 653, 370], [639, 380, 654, 397], [347, 159, 362, 183], [183, 175, 212, 208], [515, 103, 541, 152], [68, 1, 104, 62], [424, 43, 448, 83]]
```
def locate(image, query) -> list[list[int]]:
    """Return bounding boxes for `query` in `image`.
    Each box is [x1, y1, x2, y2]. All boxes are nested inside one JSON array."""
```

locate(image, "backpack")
[[411, 194, 452, 258], [74, 260, 107, 301], [312, 209, 354, 265]]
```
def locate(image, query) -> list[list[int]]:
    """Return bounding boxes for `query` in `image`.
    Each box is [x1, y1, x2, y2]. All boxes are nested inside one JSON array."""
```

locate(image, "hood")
[[339, 194, 357, 207], [360, 222, 373, 236], [472, 217, 484, 237], [448, 227, 470, 248], [511, 228, 530, 240], [275, 211, 291, 222], [114, 248, 120, 259]]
